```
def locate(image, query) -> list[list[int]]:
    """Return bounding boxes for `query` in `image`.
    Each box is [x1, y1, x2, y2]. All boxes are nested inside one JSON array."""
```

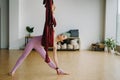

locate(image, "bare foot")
[[56, 69, 69, 75], [8, 72, 14, 76]]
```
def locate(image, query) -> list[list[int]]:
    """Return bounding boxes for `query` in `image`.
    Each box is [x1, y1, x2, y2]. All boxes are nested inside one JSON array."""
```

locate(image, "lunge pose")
[[9, 34, 68, 76]]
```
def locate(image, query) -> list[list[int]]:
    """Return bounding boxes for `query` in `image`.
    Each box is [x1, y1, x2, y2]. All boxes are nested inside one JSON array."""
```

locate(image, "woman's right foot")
[[56, 69, 69, 75]]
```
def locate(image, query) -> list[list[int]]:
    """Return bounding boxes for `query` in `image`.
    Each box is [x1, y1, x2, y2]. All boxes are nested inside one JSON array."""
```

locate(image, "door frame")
[[0, 8, 1, 49]]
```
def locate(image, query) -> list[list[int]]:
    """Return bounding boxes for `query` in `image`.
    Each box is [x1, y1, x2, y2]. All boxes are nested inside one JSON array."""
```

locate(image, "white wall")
[[54, 0, 105, 50], [117, 0, 120, 45], [19, 0, 45, 37], [9, 0, 20, 49], [9, 0, 105, 50], [105, 0, 118, 40], [0, 0, 9, 48]]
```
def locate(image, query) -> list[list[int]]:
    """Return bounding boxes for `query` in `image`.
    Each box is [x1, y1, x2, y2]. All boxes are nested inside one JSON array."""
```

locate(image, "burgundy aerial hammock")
[[42, 0, 56, 63]]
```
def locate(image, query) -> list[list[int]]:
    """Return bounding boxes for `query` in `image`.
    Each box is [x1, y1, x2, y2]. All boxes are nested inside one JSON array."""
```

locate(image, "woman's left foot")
[[8, 72, 14, 76]]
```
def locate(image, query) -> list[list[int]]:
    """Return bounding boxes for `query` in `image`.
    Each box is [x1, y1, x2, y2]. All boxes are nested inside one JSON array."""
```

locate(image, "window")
[[117, 0, 120, 45]]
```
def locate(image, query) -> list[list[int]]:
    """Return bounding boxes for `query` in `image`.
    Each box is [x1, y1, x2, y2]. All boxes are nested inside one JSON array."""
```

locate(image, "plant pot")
[[104, 47, 108, 52], [110, 48, 115, 54], [107, 47, 115, 54], [107, 47, 111, 53]]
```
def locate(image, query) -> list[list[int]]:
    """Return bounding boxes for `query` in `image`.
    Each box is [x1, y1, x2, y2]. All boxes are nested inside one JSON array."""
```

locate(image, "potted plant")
[[104, 38, 116, 53], [26, 26, 34, 37]]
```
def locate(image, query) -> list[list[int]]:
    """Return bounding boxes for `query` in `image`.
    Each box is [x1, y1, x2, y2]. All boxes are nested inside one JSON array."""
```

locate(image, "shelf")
[[56, 37, 80, 51], [48, 48, 79, 51], [67, 37, 80, 39], [57, 49, 79, 51]]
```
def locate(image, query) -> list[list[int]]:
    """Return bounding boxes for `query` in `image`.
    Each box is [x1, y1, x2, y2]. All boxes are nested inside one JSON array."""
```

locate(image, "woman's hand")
[[56, 68, 69, 75]]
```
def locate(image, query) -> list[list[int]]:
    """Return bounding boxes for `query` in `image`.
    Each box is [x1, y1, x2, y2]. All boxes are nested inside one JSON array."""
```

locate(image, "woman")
[[9, 34, 68, 76]]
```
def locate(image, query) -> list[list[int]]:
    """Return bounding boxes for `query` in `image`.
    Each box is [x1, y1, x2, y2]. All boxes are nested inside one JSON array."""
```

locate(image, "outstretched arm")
[[53, 43, 59, 68], [53, 37, 69, 75]]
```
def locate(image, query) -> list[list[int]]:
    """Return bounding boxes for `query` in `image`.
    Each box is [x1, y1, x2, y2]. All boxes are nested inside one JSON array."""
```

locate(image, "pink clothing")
[[10, 36, 57, 74]]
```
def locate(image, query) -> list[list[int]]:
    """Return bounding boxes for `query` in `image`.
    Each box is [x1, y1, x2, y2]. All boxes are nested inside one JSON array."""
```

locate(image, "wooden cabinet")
[[57, 37, 80, 51], [56, 29, 80, 51], [25, 36, 34, 46]]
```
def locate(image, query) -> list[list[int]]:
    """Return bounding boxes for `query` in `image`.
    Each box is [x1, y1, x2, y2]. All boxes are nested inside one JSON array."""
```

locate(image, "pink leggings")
[[10, 36, 57, 74]]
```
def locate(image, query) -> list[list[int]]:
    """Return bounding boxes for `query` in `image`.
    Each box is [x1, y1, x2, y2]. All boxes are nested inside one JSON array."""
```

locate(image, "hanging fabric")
[[42, 0, 56, 63]]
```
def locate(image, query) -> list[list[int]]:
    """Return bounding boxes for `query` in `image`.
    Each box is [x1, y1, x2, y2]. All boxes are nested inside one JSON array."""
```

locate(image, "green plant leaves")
[[26, 26, 34, 33], [104, 38, 116, 50]]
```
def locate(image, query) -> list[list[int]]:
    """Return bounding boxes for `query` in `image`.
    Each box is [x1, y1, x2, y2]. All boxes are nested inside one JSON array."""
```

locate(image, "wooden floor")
[[0, 50, 120, 80]]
